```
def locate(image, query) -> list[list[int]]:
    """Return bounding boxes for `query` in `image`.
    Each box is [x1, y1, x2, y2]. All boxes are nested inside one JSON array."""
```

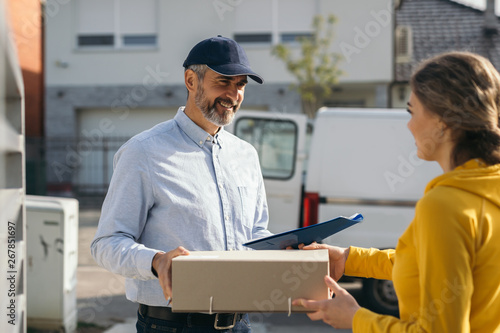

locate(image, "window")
[[78, 35, 114, 47], [280, 33, 313, 43], [233, 0, 314, 45], [122, 35, 157, 46], [76, 0, 157, 49], [234, 33, 272, 44], [235, 117, 298, 179], [234, 0, 273, 45]]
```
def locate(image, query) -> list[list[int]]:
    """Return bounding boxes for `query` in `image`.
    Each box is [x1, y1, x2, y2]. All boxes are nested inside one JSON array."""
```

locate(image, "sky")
[[452, 0, 500, 13]]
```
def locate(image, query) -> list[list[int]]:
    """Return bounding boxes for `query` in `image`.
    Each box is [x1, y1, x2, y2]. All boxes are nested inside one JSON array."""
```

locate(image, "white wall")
[[322, 0, 393, 83], [45, 0, 393, 86], [77, 107, 178, 138]]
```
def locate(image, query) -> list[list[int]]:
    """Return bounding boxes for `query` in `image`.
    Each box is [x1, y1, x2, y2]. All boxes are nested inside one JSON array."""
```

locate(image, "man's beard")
[[195, 85, 239, 127]]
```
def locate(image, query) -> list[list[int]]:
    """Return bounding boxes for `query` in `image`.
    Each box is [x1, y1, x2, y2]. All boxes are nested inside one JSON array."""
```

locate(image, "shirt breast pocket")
[[237, 184, 259, 230]]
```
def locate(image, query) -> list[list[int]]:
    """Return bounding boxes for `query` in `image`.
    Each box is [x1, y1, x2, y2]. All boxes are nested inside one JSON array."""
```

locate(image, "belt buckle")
[[214, 313, 237, 330]]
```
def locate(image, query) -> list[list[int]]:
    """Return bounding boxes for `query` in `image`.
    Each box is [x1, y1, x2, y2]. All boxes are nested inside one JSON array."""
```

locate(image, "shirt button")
[[207, 136, 211, 141], [199, 140, 203, 145]]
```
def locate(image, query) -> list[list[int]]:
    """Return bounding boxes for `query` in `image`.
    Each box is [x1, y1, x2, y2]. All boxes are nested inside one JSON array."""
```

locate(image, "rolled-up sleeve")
[[90, 139, 159, 280], [345, 246, 395, 280]]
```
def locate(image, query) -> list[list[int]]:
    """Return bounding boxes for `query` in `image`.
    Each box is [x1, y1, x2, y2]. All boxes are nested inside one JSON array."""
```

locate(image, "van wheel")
[[362, 278, 399, 317]]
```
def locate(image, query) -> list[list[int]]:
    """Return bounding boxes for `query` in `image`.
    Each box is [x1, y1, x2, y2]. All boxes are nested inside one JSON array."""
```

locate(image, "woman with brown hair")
[[294, 51, 500, 332]]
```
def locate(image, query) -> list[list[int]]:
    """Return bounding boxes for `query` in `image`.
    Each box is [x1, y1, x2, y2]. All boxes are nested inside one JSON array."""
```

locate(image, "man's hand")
[[152, 246, 190, 302], [293, 275, 360, 329]]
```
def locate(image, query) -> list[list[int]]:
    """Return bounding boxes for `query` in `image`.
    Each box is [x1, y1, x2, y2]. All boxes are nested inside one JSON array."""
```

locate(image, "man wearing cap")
[[91, 36, 271, 332]]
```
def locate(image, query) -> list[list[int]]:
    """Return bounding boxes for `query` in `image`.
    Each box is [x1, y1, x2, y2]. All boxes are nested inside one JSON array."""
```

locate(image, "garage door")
[[76, 107, 178, 193]]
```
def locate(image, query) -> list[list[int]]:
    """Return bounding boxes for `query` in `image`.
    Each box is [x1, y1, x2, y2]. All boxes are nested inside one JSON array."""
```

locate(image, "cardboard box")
[[172, 249, 329, 313]]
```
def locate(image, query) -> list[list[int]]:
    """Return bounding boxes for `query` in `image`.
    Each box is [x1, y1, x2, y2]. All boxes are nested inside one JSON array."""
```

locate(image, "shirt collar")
[[174, 107, 225, 148]]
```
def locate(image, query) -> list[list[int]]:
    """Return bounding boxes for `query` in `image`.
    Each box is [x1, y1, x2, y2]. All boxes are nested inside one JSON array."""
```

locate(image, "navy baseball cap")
[[183, 35, 264, 84]]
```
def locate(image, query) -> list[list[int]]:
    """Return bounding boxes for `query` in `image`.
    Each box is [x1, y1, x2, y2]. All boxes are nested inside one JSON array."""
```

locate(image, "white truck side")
[[227, 108, 442, 315]]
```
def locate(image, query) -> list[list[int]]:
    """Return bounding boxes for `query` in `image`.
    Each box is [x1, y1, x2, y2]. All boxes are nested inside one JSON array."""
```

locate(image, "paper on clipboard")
[[243, 213, 363, 250]]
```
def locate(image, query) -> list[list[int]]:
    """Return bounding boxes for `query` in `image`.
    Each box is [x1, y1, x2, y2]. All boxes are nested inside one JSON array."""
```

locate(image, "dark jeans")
[[136, 310, 252, 333]]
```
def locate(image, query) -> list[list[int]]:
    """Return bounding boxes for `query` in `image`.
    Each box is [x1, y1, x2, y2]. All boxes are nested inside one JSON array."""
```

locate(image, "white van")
[[227, 108, 442, 316]]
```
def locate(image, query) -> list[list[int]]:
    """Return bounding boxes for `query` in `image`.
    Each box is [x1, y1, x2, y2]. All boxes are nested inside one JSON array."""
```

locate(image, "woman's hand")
[[299, 243, 349, 281], [293, 275, 360, 329]]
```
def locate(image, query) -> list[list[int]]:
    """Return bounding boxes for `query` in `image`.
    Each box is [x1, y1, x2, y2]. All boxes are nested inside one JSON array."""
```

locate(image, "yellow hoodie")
[[346, 159, 500, 332]]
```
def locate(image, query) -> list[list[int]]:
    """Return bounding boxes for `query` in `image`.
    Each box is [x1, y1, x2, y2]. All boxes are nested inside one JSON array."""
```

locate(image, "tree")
[[272, 14, 343, 118]]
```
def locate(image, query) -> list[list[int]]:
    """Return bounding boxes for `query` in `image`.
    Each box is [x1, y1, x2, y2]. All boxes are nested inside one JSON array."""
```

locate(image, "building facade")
[[44, 0, 394, 199], [391, 0, 500, 108]]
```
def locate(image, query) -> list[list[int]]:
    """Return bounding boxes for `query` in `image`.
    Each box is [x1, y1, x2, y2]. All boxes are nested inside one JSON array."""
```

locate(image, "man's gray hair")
[[186, 64, 208, 83]]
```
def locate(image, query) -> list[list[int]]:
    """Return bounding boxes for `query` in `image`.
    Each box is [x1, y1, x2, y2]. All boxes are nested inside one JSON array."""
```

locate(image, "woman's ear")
[[438, 120, 452, 140], [185, 69, 197, 94], [442, 120, 450, 131]]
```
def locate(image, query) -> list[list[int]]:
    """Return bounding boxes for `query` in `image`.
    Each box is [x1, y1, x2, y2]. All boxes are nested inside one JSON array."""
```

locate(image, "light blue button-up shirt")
[[91, 107, 271, 306]]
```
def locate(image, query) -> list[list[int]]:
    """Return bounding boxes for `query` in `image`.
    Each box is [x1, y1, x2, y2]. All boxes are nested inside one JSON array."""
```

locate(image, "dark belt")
[[139, 304, 244, 330]]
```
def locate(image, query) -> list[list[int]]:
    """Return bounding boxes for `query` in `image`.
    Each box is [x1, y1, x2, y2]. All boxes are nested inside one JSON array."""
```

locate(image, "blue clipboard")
[[243, 213, 363, 250]]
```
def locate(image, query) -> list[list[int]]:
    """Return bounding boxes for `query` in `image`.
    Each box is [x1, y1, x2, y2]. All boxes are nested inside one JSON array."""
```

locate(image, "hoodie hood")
[[425, 159, 500, 208]]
